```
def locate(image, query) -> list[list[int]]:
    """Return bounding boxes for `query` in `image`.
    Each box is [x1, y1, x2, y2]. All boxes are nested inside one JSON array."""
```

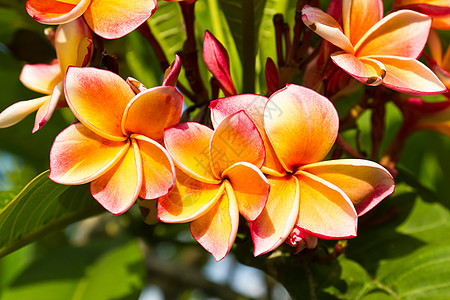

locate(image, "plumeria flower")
[[210, 84, 395, 256], [393, 0, 450, 29], [158, 111, 270, 261], [49, 67, 183, 214], [426, 29, 450, 91], [301, 0, 446, 95], [0, 18, 92, 133], [26, 0, 157, 39]]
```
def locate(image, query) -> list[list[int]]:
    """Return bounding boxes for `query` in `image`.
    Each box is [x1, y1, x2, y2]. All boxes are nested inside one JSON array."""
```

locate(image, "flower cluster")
[[2, 0, 450, 261]]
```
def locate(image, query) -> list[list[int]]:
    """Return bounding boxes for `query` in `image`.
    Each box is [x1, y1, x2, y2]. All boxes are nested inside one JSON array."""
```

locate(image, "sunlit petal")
[[0, 96, 49, 129], [55, 17, 92, 75], [210, 111, 265, 177], [210, 94, 285, 175], [91, 139, 142, 214], [164, 122, 220, 184], [20, 60, 62, 94], [373, 55, 447, 95], [133, 135, 175, 199], [302, 5, 354, 54], [296, 171, 357, 239], [222, 162, 269, 221], [32, 81, 65, 133], [65, 67, 134, 141], [84, 0, 157, 39], [158, 170, 224, 223], [127, 77, 147, 94], [122, 86, 183, 140], [264, 84, 339, 171], [191, 182, 239, 261], [331, 52, 386, 86], [251, 175, 299, 256], [342, 0, 383, 45], [300, 159, 395, 216], [26, 0, 90, 25], [49, 123, 129, 185], [355, 10, 431, 58]]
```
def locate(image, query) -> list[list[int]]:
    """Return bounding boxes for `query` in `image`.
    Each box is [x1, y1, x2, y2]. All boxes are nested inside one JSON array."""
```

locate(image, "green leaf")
[[218, 0, 267, 92], [1, 238, 145, 300], [0, 170, 104, 258], [125, 31, 163, 88], [148, 2, 185, 60], [375, 244, 450, 299]]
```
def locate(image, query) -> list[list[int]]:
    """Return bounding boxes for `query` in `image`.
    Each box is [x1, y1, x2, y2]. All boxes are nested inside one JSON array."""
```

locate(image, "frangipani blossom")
[[158, 111, 270, 261], [26, 0, 157, 39], [393, 0, 450, 29], [50, 67, 183, 214], [210, 84, 395, 256], [301, 0, 446, 95], [0, 18, 92, 133]]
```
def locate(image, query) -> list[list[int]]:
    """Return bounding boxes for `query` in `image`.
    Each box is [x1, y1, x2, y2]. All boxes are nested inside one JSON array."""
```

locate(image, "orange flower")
[[210, 84, 395, 255], [0, 18, 92, 132], [301, 0, 446, 94], [158, 111, 270, 261], [49, 67, 183, 214], [26, 0, 157, 39]]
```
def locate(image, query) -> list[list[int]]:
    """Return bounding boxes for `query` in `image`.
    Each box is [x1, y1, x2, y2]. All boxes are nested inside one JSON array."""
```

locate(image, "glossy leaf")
[[0, 170, 104, 258], [1, 238, 145, 300]]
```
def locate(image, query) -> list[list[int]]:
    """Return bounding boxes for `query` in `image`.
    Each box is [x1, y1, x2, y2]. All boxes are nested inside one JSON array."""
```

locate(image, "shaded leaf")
[[0, 170, 104, 258], [1, 238, 145, 300]]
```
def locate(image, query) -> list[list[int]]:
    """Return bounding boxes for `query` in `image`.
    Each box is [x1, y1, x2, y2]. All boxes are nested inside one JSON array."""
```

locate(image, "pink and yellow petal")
[[301, 5, 354, 54], [122, 86, 183, 141], [20, 60, 62, 94], [91, 139, 142, 214], [158, 170, 224, 223], [342, 0, 383, 45], [26, 0, 90, 25], [210, 94, 285, 176], [164, 122, 219, 184], [0, 96, 49, 129], [33, 81, 65, 133], [300, 159, 394, 216], [222, 162, 269, 221], [331, 52, 387, 86], [250, 175, 299, 256], [190, 182, 239, 261], [373, 55, 447, 95], [133, 135, 175, 199], [210, 111, 265, 177], [65, 67, 134, 141], [49, 122, 129, 185], [55, 17, 92, 75], [264, 84, 339, 171], [296, 171, 358, 239], [83, 0, 157, 39], [355, 10, 431, 58]]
